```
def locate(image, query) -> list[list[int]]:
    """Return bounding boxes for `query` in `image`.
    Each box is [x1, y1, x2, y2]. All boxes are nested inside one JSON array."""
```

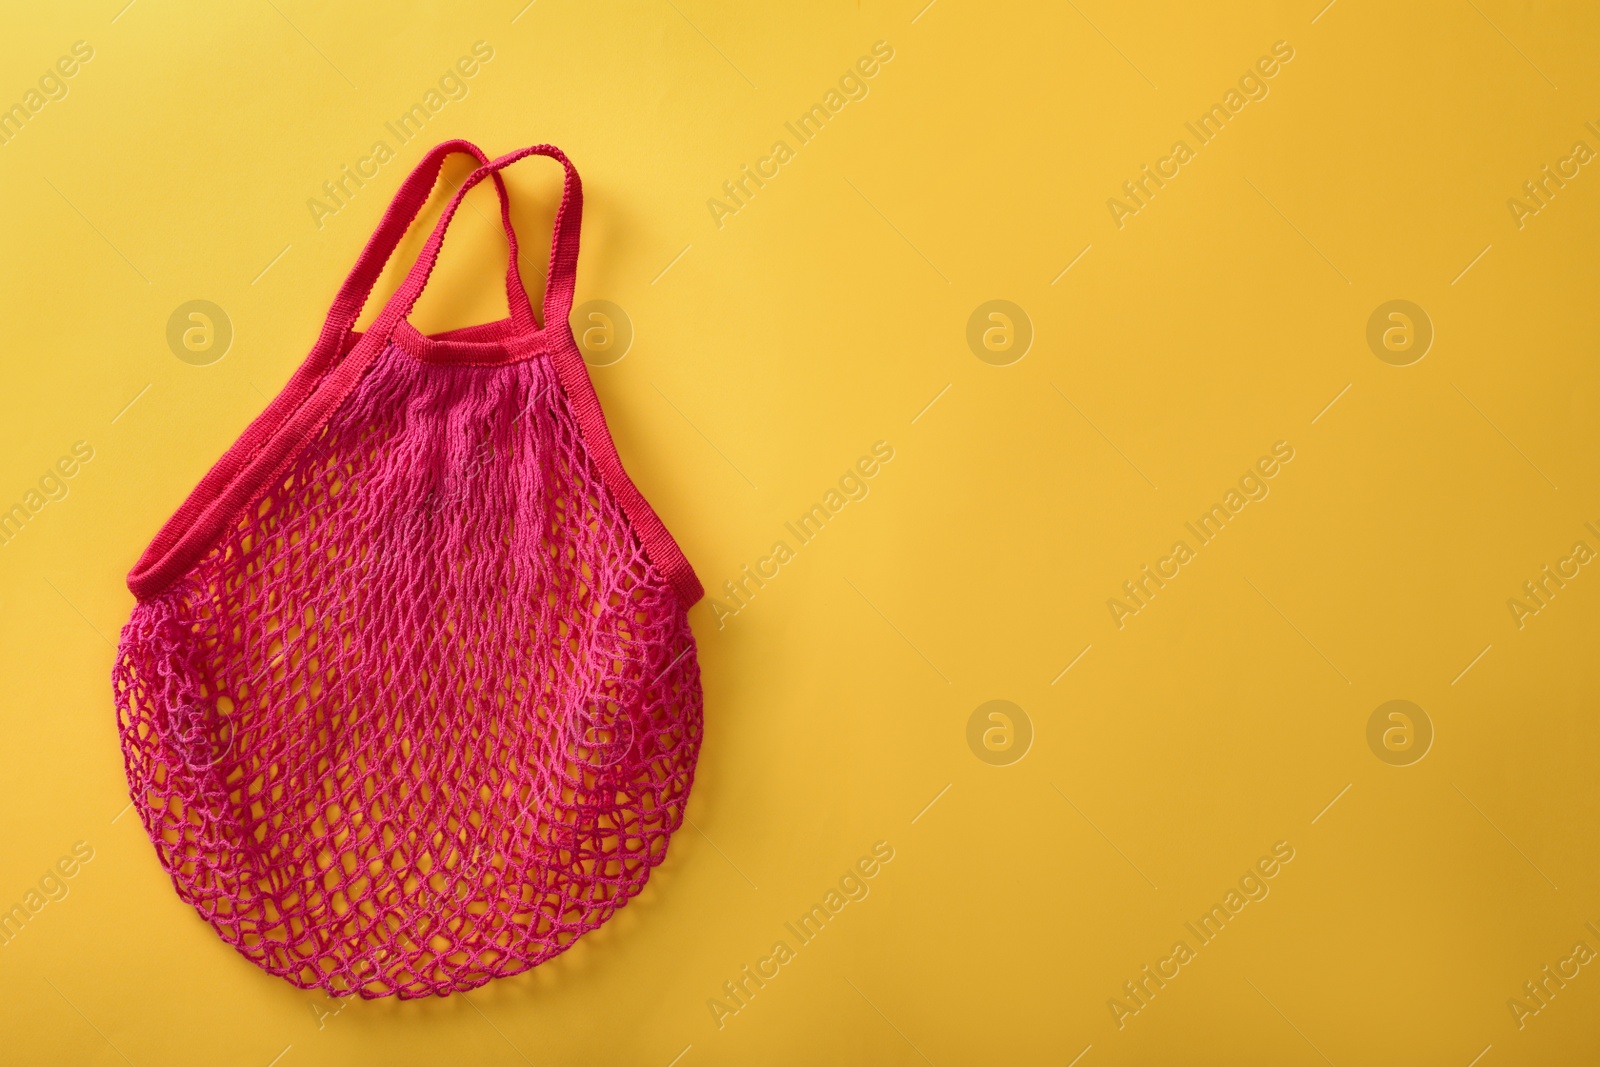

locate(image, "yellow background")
[[2, 0, 1598, 1063]]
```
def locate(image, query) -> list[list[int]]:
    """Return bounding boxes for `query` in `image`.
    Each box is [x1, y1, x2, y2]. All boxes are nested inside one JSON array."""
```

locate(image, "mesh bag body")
[[112, 142, 704, 998]]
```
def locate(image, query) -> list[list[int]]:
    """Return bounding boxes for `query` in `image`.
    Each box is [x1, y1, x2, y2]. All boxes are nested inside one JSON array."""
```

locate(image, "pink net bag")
[[112, 140, 704, 998]]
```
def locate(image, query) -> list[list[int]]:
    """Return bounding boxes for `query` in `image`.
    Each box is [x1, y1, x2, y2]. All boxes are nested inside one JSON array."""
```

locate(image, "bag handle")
[[319, 139, 538, 348], [125, 144, 597, 605], [368, 144, 582, 342]]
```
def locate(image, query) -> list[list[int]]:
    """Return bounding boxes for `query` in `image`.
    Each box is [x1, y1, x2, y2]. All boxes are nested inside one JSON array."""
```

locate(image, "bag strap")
[[367, 144, 582, 341], [318, 139, 537, 348], [126, 144, 604, 605]]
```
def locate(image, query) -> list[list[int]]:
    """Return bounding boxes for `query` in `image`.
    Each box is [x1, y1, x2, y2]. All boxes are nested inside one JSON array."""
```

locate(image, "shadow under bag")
[[113, 139, 705, 998]]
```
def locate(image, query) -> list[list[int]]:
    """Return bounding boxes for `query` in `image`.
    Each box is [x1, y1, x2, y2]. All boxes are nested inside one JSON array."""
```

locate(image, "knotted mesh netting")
[[112, 338, 702, 998]]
